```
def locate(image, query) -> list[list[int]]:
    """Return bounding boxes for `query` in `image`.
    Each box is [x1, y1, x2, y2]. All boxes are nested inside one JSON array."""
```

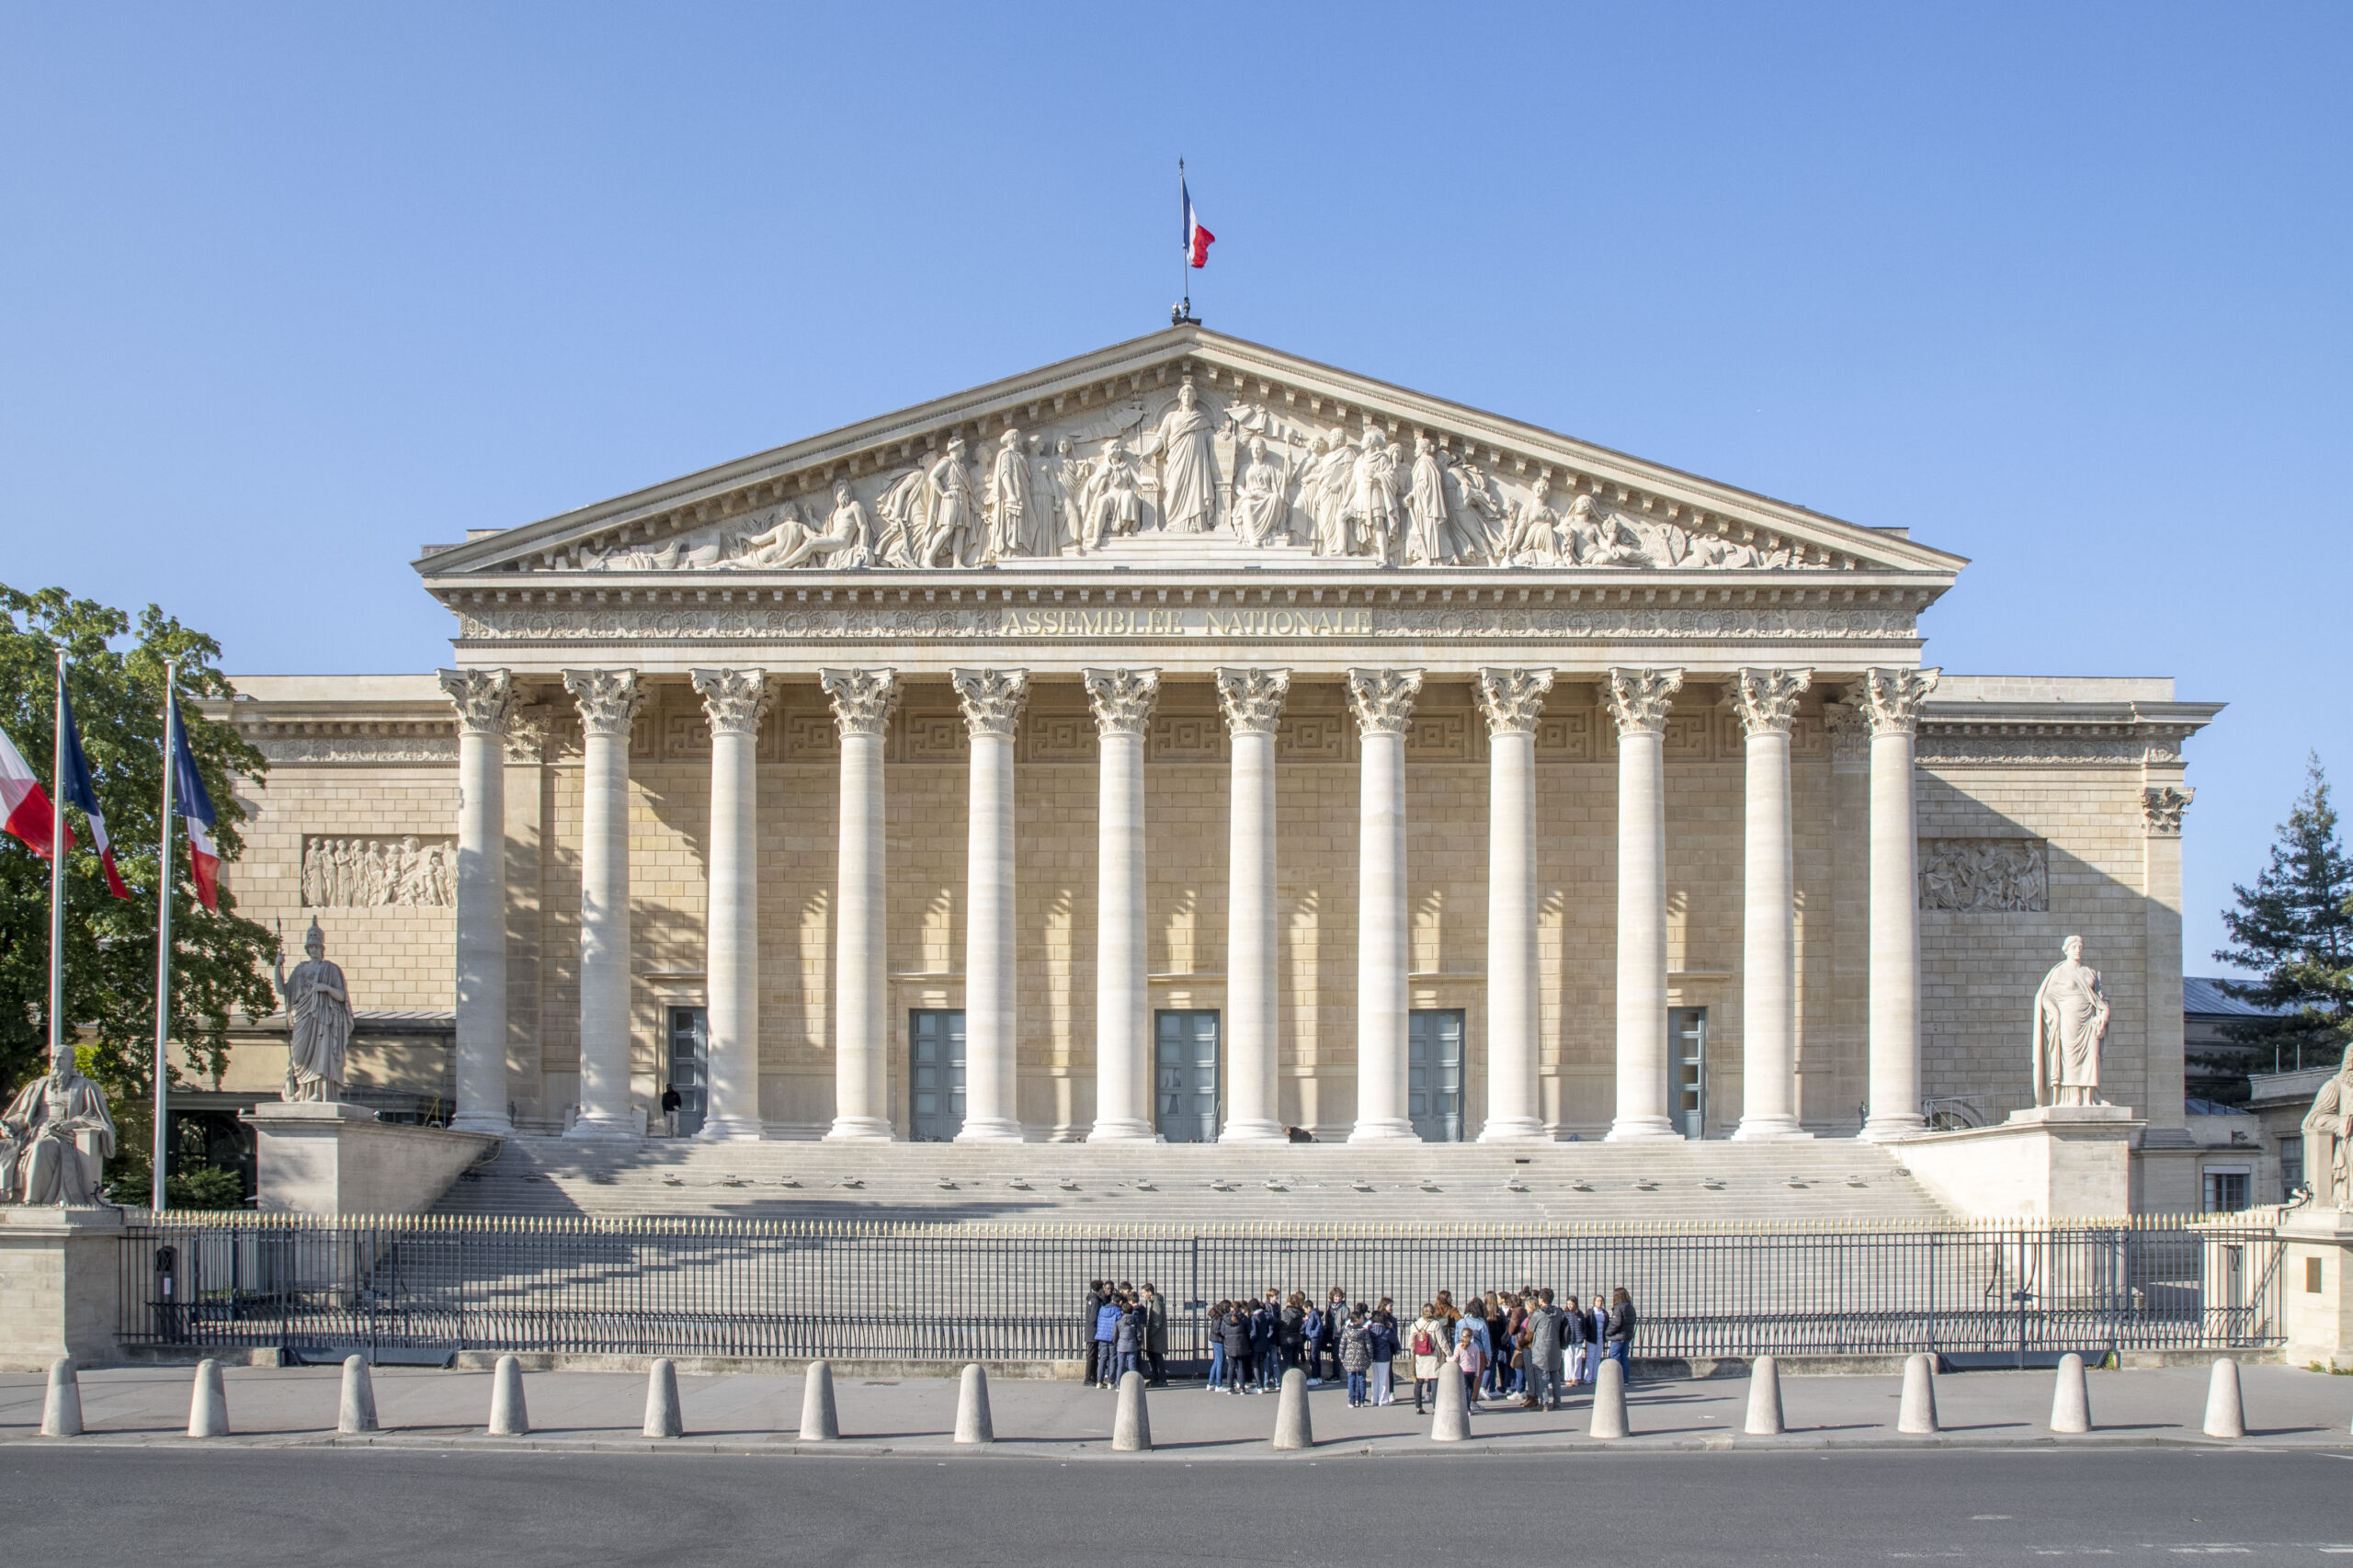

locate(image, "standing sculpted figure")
[[1297, 434, 1355, 557], [1347, 429, 1404, 562], [1080, 437, 1142, 551], [1404, 434, 1456, 565], [2302, 1059, 2353, 1210], [985, 428, 1036, 562], [2031, 935, 2110, 1108], [1140, 378, 1221, 534], [923, 437, 982, 566], [0, 1056, 118, 1205], [1230, 436, 1293, 547], [275, 919, 353, 1103], [1026, 435, 1073, 557]]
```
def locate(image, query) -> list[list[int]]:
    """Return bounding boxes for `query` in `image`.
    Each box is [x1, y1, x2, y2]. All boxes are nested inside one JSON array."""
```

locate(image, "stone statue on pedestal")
[[275, 919, 352, 1103], [2032, 935, 2110, 1108], [0, 1055, 119, 1206], [2302, 1059, 2353, 1210]]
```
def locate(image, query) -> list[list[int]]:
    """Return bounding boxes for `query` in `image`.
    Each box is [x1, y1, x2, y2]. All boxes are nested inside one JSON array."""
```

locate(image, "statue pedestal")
[[0, 1205, 125, 1370], [1894, 1105, 2143, 1220], [2280, 1208, 2353, 1371], [244, 1101, 501, 1216]]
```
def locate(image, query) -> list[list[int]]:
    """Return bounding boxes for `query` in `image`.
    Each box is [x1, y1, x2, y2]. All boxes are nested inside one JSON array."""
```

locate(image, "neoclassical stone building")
[[207, 327, 2218, 1193]]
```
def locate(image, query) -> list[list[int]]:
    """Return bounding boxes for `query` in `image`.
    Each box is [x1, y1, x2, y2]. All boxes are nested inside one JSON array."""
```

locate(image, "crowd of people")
[[1088, 1284, 1636, 1412]]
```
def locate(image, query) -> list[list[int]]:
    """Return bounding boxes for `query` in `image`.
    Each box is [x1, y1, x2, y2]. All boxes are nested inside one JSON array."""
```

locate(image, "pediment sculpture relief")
[[538, 369, 1845, 577]]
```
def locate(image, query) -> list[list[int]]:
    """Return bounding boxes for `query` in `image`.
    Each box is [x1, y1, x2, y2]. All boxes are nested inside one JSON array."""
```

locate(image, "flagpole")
[[153, 663, 179, 1213], [48, 650, 68, 1072]]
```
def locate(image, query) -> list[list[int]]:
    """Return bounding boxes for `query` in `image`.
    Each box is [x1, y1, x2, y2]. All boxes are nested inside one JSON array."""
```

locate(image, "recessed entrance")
[[1154, 1009, 1221, 1142], [1409, 1009, 1466, 1142], [1668, 1006, 1708, 1140], [909, 1009, 966, 1142], [665, 1006, 707, 1137]]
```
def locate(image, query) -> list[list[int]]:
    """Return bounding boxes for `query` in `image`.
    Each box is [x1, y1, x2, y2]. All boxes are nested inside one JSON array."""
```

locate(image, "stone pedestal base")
[[1894, 1105, 2143, 1220], [244, 1101, 502, 1216], [2280, 1209, 2353, 1371], [0, 1205, 125, 1370]]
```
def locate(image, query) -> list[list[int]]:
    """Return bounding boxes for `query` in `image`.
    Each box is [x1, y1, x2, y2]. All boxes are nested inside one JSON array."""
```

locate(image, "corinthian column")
[[690, 668, 772, 1140], [1084, 668, 1160, 1142], [1347, 667, 1423, 1144], [1216, 667, 1290, 1145], [1859, 665, 1939, 1142], [1476, 667, 1553, 1143], [1732, 667, 1813, 1142], [1606, 666, 1683, 1142], [562, 668, 644, 1140], [438, 666, 513, 1134], [952, 668, 1028, 1143], [822, 668, 899, 1142]]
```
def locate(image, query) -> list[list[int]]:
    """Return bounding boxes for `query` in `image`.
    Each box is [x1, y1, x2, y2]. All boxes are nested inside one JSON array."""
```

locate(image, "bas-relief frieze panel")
[[1915, 725, 2190, 768], [1917, 838, 2050, 913], [302, 835, 457, 907]]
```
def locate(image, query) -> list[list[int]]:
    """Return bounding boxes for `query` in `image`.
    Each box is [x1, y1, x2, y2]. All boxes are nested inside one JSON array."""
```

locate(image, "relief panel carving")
[[1918, 838, 2050, 912], [302, 835, 458, 908]]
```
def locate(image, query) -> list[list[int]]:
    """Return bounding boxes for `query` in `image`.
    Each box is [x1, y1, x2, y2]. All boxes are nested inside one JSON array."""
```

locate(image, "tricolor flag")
[[1183, 175, 1215, 269], [170, 699, 221, 912], [0, 725, 66, 858], [57, 681, 131, 899]]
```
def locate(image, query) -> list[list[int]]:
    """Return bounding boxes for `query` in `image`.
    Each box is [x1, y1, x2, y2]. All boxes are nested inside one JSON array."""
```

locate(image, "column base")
[[1347, 1119, 1421, 1145], [822, 1118, 895, 1143], [563, 1114, 639, 1142], [1731, 1118, 1814, 1142], [1604, 1117, 1684, 1142], [1859, 1116, 1927, 1142], [1477, 1118, 1550, 1144], [1086, 1119, 1159, 1144], [953, 1118, 1025, 1144], [447, 1112, 514, 1136], [694, 1116, 767, 1142], [1220, 1119, 1289, 1145]]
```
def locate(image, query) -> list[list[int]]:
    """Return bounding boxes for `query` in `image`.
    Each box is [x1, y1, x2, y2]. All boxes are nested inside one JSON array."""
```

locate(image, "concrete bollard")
[[799, 1360, 839, 1441], [338, 1356, 379, 1435], [954, 1364, 994, 1444], [2202, 1357, 2245, 1439], [1112, 1369, 1153, 1451], [1429, 1365, 1472, 1441], [188, 1358, 230, 1438], [1588, 1357, 1630, 1440], [487, 1355, 529, 1437], [1273, 1366, 1315, 1450], [1896, 1353, 1938, 1435], [2049, 1352, 2091, 1435], [642, 1358, 683, 1439], [41, 1357, 83, 1437], [1744, 1355, 1785, 1437]]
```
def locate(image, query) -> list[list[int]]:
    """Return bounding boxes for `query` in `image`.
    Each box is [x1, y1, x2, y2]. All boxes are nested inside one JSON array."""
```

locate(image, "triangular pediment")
[[415, 326, 1965, 584]]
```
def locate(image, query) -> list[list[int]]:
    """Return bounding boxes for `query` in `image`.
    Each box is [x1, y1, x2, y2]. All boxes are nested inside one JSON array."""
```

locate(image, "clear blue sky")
[[4, 2, 2346, 976]]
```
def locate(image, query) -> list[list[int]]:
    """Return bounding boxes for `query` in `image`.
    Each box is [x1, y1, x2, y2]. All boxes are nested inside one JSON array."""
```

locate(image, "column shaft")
[[1861, 666, 1938, 1142], [824, 670, 897, 1142], [440, 668, 512, 1135], [1606, 667, 1682, 1142], [953, 669, 1026, 1142], [1476, 666, 1552, 1144], [1347, 668, 1422, 1144], [1086, 667, 1157, 1142], [1734, 668, 1811, 1141], [693, 669, 769, 1140], [563, 669, 642, 1140], [1217, 668, 1289, 1145]]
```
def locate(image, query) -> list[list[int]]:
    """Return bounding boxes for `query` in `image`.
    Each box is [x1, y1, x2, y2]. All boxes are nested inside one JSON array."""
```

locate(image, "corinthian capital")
[[1733, 667, 1812, 737], [1475, 667, 1554, 736], [1214, 666, 1290, 736], [689, 668, 774, 738], [562, 668, 643, 737], [1346, 668, 1424, 736], [2143, 784, 2195, 836], [1083, 667, 1160, 737], [820, 668, 899, 739], [1861, 666, 1940, 737], [1606, 667, 1684, 736], [951, 667, 1029, 739], [438, 667, 513, 736]]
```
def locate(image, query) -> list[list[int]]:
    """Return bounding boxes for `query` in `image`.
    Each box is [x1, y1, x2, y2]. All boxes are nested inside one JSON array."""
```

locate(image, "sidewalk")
[[3, 1361, 2347, 1460]]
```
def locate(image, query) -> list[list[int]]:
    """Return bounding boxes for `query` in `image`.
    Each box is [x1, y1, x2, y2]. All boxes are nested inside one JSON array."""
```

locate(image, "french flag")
[[0, 725, 66, 859], [171, 700, 222, 912], [1183, 175, 1215, 269], [58, 682, 131, 900]]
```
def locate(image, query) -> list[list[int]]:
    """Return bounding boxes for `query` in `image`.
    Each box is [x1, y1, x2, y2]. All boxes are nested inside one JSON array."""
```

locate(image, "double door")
[[1154, 1010, 1220, 1142], [665, 1007, 707, 1137], [1409, 1009, 1466, 1142], [909, 1009, 965, 1142]]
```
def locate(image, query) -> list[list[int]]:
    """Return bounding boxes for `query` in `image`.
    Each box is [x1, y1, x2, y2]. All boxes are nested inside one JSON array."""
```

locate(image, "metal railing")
[[119, 1213, 2284, 1364]]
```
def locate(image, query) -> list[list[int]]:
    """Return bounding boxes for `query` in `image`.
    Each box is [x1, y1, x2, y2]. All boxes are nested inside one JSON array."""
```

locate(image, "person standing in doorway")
[[660, 1083, 682, 1137]]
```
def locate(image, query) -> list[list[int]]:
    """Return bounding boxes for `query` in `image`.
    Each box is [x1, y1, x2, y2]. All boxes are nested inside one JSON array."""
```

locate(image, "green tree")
[[2214, 756, 2353, 1071], [0, 585, 278, 1126]]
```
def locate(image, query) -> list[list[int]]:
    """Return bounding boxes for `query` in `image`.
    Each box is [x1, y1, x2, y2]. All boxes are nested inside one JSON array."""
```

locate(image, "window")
[[2281, 1138, 2305, 1202], [2202, 1168, 2250, 1214]]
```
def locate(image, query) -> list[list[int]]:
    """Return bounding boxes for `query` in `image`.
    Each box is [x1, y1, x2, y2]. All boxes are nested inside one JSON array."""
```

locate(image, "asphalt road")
[[6, 1447, 2350, 1566]]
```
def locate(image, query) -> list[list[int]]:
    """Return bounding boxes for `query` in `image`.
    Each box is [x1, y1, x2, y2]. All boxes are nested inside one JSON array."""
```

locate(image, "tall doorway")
[[665, 1007, 708, 1137], [1409, 1009, 1466, 1142], [1154, 1010, 1221, 1142], [1668, 1006, 1709, 1140], [909, 1009, 966, 1142]]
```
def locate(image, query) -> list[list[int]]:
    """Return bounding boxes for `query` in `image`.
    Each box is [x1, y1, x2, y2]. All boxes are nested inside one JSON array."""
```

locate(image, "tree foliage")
[[0, 585, 278, 1109], [2214, 756, 2353, 1069]]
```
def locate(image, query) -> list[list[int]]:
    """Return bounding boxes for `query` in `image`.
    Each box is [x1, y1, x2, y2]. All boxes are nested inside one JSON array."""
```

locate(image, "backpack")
[[1411, 1325, 1436, 1358]]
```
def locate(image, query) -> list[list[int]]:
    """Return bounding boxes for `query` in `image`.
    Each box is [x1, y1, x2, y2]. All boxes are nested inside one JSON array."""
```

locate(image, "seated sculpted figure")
[[0, 1055, 119, 1206], [2302, 1058, 2353, 1210]]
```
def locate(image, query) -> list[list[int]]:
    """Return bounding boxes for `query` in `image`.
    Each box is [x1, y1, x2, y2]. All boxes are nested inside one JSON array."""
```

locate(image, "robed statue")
[[1141, 379, 1220, 534], [2302, 1059, 2353, 1210], [2031, 935, 2110, 1108], [276, 919, 352, 1103], [0, 1056, 119, 1206]]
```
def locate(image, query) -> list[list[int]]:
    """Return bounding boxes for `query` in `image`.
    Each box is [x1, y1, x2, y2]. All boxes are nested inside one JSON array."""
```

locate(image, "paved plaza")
[[5, 1359, 2347, 1458]]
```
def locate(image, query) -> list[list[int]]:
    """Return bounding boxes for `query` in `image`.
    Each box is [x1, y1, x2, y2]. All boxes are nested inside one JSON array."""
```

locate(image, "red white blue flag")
[[170, 699, 221, 912], [57, 681, 131, 899], [0, 724, 64, 858], [1183, 176, 1215, 269]]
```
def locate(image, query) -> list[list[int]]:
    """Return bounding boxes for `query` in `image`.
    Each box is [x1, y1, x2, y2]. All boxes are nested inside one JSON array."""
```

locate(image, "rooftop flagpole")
[[1176, 158, 1191, 324], [48, 650, 68, 1072], [153, 663, 179, 1213]]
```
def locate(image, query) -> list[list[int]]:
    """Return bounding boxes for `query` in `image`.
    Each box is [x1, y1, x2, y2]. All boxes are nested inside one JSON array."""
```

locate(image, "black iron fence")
[[119, 1213, 2283, 1365]]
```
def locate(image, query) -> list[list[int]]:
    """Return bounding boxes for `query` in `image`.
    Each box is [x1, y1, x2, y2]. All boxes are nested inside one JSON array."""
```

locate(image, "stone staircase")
[[435, 1137, 1956, 1227]]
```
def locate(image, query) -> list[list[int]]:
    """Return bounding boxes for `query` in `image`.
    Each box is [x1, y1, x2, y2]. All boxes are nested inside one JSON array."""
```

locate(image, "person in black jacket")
[[1605, 1286, 1637, 1377], [1278, 1292, 1309, 1376], [1081, 1280, 1108, 1385], [1217, 1300, 1254, 1396]]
